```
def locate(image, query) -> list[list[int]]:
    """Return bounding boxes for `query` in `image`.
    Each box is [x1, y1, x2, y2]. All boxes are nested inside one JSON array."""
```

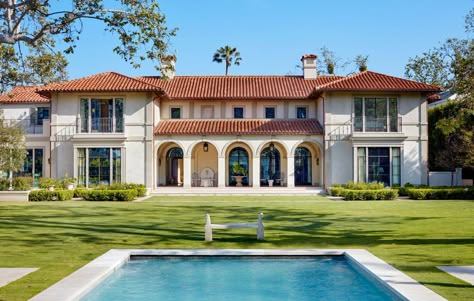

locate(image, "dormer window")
[[234, 107, 244, 119], [296, 107, 307, 119]]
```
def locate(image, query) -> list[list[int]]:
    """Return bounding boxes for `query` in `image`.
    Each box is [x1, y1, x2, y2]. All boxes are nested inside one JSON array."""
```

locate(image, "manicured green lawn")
[[0, 196, 473, 300]]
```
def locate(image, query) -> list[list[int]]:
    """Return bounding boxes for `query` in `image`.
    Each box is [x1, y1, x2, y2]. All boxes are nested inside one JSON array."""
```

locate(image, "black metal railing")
[[77, 117, 124, 133], [353, 116, 402, 133]]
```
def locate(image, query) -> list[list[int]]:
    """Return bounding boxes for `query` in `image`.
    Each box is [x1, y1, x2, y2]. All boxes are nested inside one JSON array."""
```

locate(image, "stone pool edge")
[[29, 249, 447, 301]]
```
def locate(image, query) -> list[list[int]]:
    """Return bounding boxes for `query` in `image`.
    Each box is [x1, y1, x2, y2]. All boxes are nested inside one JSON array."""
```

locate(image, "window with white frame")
[[77, 148, 122, 187], [170, 107, 181, 119], [354, 97, 399, 132], [296, 107, 307, 119], [357, 147, 401, 186], [233, 107, 244, 119], [265, 107, 275, 119], [80, 98, 124, 133]]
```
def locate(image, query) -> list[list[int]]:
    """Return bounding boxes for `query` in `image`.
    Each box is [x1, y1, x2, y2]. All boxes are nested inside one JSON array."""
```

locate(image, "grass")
[[0, 196, 473, 300]]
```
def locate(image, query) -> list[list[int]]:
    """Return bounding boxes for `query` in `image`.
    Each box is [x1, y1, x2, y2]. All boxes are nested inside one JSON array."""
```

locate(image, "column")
[[183, 156, 192, 188], [252, 157, 260, 187], [218, 156, 226, 187], [287, 156, 295, 188]]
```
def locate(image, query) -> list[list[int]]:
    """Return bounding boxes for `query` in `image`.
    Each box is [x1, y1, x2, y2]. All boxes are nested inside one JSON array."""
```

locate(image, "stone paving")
[[0, 268, 38, 288], [438, 266, 474, 285]]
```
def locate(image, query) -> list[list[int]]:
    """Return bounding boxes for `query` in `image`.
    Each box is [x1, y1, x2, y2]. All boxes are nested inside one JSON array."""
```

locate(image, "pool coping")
[[29, 249, 447, 301]]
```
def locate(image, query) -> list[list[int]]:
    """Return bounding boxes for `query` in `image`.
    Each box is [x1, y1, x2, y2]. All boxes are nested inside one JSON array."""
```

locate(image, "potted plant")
[[232, 162, 247, 187], [61, 174, 77, 190]]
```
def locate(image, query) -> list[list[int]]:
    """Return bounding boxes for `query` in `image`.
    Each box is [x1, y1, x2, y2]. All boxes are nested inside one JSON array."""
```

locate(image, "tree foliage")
[[212, 45, 242, 76], [0, 0, 176, 92], [0, 111, 27, 177]]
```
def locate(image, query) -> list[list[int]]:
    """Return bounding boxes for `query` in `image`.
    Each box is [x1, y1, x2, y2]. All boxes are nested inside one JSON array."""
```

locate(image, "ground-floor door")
[[295, 146, 312, 185]]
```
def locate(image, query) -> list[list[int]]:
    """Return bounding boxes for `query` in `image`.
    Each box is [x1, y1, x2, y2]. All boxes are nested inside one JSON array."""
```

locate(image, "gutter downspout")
[[319, 93, 326, 190]]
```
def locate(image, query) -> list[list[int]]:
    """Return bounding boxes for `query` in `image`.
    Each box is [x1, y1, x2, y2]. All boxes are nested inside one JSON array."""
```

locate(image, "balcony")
[[352, 116, 402, 133], [2, 118, 50, 135], [77, 117, 124, 134]]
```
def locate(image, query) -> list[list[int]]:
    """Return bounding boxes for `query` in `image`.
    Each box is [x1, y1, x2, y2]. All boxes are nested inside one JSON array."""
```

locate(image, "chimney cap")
[[301, 54, 318, 61]]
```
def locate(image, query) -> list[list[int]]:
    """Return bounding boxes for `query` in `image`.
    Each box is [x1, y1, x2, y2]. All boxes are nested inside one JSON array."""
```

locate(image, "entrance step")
[[151, 187, 326, 196]]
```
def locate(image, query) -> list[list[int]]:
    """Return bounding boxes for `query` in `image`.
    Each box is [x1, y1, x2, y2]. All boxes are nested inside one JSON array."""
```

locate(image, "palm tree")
[[212, 46, 242, 75]]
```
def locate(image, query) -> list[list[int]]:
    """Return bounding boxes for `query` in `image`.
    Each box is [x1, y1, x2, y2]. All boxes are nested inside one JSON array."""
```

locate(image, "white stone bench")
[[205, 213, 264, 241]]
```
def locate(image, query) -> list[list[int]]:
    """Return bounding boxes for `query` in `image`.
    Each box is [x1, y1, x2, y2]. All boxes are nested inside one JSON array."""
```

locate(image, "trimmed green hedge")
[[0, 177, 33, 191], [81, 189, 137, 202], [330, 187, 398, 200], [407, 187, 474, 200], [29, 190, 74, 202]]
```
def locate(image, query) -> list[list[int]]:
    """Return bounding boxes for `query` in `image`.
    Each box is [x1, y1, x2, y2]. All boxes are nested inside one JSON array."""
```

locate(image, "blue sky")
[[65, 0, 473, 79]]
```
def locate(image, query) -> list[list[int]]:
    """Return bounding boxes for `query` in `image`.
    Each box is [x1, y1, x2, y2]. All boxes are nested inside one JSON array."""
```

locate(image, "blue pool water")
[[82, 257, 401, 301]]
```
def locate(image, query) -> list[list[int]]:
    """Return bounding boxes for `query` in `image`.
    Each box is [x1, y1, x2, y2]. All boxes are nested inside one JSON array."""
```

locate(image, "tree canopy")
[[212, 45, 242, 76], [0, 0, 176, 92]]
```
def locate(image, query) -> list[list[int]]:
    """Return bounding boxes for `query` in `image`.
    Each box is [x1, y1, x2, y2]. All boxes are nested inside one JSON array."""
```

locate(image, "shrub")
[[342, 189, 398, 201], [81, 189, 137, 202], [407, 187, 474, 200], [29, 189, 74, 202], [73, 187, 89, 198], [329, 187, 345, 197], [38, 178, 62, 189], [343, 181, 385, 190], [95, 183, 147, 197], [13, 177, 33, 191]]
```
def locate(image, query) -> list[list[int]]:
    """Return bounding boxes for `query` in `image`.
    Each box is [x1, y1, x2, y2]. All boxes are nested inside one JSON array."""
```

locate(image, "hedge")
[[330, 187, 398, 200], [407, 187, 474, 200], [29, 190, 74, 202], [81, 189, 138, 202], [0, 177, 32, 191]]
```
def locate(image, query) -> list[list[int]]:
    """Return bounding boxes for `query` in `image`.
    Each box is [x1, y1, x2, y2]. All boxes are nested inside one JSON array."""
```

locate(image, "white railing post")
[[257, 213, 264, 240], [205, 213, 213, 241]]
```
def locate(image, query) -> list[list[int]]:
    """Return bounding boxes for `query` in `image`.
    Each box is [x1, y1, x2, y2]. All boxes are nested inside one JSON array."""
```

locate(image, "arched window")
[[228, 147, 249, 186], [167, 147, 183, 158], [260, 146, 280, 185], [295, 147, 312, 185]]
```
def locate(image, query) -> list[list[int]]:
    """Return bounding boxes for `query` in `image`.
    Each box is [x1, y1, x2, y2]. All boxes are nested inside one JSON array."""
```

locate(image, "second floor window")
[[234, 107, 244, 119], [171, 108, 181, 119], [265, 107, 275, 119], [80, 98, 123, 133], [354, 97, 398, 132], [297, 107, 307, 119]]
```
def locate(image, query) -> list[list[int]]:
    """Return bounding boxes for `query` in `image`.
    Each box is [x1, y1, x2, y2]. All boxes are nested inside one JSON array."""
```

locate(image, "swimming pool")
[[83, 256, 399, 301], [30, 249, 447, 301]]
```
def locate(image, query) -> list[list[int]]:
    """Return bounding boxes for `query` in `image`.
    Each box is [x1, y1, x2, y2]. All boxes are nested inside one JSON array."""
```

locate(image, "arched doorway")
[[260, 144, 281, 186], [295, 146, 312, 185], [228, 147, 249, 186], [191, 142, 218, 187], [166, 147, 183, 186]]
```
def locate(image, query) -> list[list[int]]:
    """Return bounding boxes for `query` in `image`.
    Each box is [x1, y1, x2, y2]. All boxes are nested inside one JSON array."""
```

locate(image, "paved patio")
[[0, 268, 38, 288], [438, 266, 474, 285]]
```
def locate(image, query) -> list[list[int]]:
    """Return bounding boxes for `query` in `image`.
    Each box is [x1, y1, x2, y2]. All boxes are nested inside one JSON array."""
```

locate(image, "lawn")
[[0, 196, 473, 301]]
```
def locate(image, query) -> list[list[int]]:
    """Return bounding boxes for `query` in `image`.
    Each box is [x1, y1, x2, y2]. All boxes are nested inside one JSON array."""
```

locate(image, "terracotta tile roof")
[[138, 75, 343, 100], [312, 71, 441, 94], [0, 86, 49, 103], [37, 72, 162, 96], [154, 119, 323, 135]]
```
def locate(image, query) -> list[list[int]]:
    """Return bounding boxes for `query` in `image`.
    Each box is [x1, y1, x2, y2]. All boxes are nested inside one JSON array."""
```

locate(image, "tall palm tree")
[[212, 46, 242, 75]]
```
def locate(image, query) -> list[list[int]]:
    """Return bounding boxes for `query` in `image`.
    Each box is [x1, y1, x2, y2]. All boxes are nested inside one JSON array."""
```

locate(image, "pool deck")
[[0, 268, 37, 288], [437, 266, 474, 285], [30, 249, 448, 301]]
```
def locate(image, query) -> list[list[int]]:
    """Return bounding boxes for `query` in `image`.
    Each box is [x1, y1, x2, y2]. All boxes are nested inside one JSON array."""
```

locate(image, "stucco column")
[[287, 156, 295, 188], [218, 156, 226, 187], [183, 156, 192, 188], [252, 157, 260, 187]]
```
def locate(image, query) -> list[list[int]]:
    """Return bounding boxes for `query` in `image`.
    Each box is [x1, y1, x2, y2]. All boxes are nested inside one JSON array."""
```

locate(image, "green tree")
[[0, 0, 177, 92], [0, 111, 27, 190], [212, 45, 242, 75], [354, 55, 369, 72]]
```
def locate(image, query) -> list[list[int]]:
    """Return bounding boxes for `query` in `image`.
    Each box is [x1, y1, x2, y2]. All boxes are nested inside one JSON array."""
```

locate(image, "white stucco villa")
[[0, 54, 441, 191]]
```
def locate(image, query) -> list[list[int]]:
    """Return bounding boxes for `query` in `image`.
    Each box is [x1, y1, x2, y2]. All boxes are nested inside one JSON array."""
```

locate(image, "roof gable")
[[37, 72, 162, 96], [0, 86, 49, 103]]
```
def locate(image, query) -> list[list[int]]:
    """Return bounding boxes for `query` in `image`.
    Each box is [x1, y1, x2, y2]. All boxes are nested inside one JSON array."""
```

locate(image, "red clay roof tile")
[[0, 86, 49, 103], [154, 119, 323, 135], [312, 71, 441, 94], [37, 72, 161, 96], [139, 75, 343, 100]]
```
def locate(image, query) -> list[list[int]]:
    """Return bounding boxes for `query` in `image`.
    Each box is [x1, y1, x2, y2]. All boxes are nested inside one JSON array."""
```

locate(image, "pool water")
[[82, 257, 401, 301]]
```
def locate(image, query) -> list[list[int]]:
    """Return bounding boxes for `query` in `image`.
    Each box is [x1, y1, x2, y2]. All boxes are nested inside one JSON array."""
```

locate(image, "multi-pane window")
[[80, 98, 124, 133], [265, 107, 275, 119], [14, 148, 43, 186], [296, 107, 307, 119], [234, 107, 244, 119], [171, 107, 181, 119], [356, 147, 401, 186], [77, 148, 122, 187], [354, 97, 399, 132]]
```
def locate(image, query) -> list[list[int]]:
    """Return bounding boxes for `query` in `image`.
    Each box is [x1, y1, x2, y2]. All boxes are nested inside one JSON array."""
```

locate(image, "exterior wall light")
[[203, 142, 209, 152]]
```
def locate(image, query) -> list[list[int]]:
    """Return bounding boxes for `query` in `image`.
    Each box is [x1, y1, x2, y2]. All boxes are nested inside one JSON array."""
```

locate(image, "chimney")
[[160, 55, 176, 80], [301, 54, 317, 79]]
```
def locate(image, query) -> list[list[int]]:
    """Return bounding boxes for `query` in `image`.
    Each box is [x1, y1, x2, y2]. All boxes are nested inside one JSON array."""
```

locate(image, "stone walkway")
[[152, 186, 325, 196], [0, 268, 38, 288], [438, 266, 474, 285]]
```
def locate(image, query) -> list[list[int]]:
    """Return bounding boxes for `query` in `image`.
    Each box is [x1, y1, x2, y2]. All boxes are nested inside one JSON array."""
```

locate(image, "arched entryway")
[[191, 142, 218, 187], [227, 146, 251, 186], [259, 142, 287, 186], [166, 147, 183, 186], [293, 142, 322, 186]]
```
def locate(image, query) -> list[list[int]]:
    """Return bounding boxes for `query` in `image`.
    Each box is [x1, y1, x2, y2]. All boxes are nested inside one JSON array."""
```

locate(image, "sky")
[[65, 0, 473, 80]]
